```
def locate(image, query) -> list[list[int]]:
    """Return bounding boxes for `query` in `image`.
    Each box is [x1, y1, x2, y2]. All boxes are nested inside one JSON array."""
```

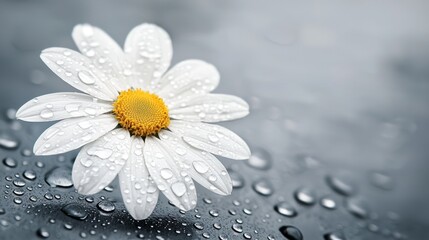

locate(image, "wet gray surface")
[[1, 0, 429, 239]]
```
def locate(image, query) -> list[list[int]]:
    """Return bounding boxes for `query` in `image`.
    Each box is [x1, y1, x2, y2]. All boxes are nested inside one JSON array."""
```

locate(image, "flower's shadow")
[[30, 201, 196, 239]]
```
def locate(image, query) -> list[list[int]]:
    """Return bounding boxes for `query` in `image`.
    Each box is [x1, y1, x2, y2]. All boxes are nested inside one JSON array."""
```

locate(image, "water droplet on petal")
[[160, 168, 173, 180], [78, 71, 96, 85], [171, 182, 187, 197], [192, 161, 209, 174]]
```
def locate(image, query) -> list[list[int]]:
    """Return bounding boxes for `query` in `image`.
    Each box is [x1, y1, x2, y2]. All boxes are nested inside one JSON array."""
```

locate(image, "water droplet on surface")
[[370, 172, 394, 190], [3, 157, 17, 168], [193, 222, 204, 230], [279, 226, 303, 240], [247, 148, 272, 170], [320, 197, 336, 210], [78, 71, 96, 85], [324, 232, 346, 240], [13, 179, 26, 187], [23, 170, 37, 180], [45, 167, 73, 188], [37, 228, 50, 238], [97, 200, 115, 213], [252, 179, 274, 196], [232, 223, 243, 233], [229, 169, 245, 188], [61, 203, 88, 220], [274, 202, 298, 217], [171, 182, 187, 197], [326, 175, 356, 196], [294, 188, 316, 205], [0, 134, 19, 150], [345, 198, 369, 219]]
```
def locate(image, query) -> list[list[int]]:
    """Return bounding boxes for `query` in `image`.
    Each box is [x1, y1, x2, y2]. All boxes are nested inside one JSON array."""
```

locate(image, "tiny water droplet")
[[97, 200, 115, 213], [294, 188, 316, 205], [252, 179, 274, 196], [274, 202, 298, 217]]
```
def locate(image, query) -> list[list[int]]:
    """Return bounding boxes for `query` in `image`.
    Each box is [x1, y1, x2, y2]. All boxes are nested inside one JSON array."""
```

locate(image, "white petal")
[[156, 60, 220, 102], [33, 114, 118, 155], [159, 130, 232, 195], [16, 92, 113, 122], [169, 94, 249, 123], [72, 24, 130, 91], [124, 23, 172, 89], [169, 121, 250, 160], [40, 47, 118, 101], [143, 136, 197, 211], [72, 129, 131, 195], [119, 137, 159, 220]]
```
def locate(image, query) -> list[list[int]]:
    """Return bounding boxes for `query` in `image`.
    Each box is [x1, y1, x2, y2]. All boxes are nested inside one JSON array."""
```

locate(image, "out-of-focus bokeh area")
[[1, 0, 429, 239]]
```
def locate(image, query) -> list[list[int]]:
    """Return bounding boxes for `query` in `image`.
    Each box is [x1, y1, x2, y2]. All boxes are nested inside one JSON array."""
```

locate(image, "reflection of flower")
[[16, 23, 250, 220]]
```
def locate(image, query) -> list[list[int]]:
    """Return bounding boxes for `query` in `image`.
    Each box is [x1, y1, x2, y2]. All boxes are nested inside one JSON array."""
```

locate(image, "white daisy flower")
[[16, 23, 250, 220]]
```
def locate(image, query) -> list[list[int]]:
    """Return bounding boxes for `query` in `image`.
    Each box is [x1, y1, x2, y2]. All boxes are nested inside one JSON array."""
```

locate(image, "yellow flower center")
[[113, 89, 170, 137]]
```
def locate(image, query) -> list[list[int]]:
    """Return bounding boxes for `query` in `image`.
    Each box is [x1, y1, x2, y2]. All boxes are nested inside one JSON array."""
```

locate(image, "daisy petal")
[[157, 60, 220, 102], [124, 23, 172, 89], [169, 121, 250, 160], [40, 47, 118, 101], [119, 137, 159, 220], [16, 92, 113, 122], [159, 130, 232, 195], [144, 136, 197, 211], [72, 24, 129, 91], [33, 114, 118, 156], [72, 129, 131, 195], [169, 94, 249, 123]]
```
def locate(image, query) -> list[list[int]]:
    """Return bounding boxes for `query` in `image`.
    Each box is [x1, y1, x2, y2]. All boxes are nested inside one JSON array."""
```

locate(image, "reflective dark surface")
[[1, 0, 429, 239]]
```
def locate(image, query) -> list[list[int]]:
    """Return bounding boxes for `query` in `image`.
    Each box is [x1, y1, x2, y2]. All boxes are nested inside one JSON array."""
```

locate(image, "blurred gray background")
[[1, 0, 429, 239]]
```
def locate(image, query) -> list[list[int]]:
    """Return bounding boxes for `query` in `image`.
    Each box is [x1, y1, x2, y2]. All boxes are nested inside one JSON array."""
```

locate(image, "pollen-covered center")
[[113, 89, 170, 137]]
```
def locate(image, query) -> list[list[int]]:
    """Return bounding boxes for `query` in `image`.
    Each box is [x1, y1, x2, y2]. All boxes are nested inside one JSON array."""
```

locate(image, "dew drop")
[[345, 198, 369, 219], [326, 175, 356, 196], [97, 200, 115, 213], [3, 157, 17, 168], [45, 167, 73, 188], [294, 188, 316, 205], [40, 109, 54, 119], [160, 168, 173, 180], [324, 232, 346, 240], [320, 197, 336, 210], [86, 147, 113, 159], [247, 148, 272, 170], [252, 179, 274, 196], [171, 182, 187, 197], [61, 203, 88, 220], [193, 161, 209, 174], [279, 226, 303, 240], [37, 228, 50, 238], [23, 170, 37, 180], [274, 202, 298, 217], [0, 134, 19, 150], [78, 71, 96, 85]]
